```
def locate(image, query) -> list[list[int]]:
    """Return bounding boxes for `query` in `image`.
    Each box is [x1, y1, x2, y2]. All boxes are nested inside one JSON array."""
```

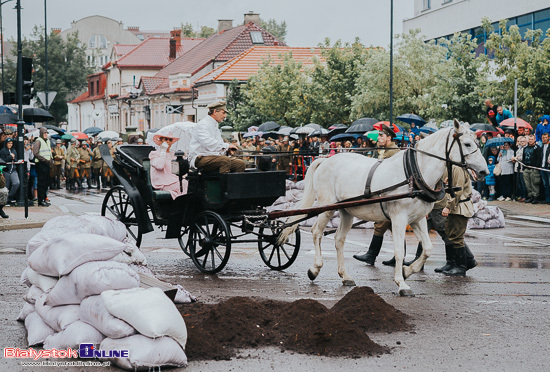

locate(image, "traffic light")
[[19, 57, 34, 105], [3, 92, 16, 105]]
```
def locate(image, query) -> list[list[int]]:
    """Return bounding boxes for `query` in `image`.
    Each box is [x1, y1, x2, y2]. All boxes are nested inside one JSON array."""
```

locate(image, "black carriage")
[[100, 145, 300, 274]]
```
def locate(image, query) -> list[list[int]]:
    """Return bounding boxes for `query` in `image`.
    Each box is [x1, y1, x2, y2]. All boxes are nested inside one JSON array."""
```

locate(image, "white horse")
[[279, 120, 488, 296]]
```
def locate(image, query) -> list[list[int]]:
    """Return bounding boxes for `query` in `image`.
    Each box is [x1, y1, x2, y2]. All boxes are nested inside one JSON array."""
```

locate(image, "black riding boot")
[[382, 242, 407, 267], [464, 243, 477, 270], [56, 176, 61, 190], [443, 246, 466, 276], [353, 235, 383, 265], [77, 178, 84, 189], [87, 177, 92, 189], [403, 242, 424, 269], [0, 206, 8, 219], [435, 243, 455, 273]]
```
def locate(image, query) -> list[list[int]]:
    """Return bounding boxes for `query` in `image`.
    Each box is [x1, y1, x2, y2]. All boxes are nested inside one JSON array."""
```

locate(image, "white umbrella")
[[294, 126, 315, 135], [277, 126, 292, 135], [145, 121, 197, 154], [97, 130, 120, 139]]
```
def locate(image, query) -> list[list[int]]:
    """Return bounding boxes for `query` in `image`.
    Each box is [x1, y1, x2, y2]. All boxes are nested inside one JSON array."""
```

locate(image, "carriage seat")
[[142, 160, 175, 201]]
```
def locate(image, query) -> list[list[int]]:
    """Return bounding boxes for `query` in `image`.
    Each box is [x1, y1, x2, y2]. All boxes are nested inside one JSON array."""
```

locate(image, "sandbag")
[[78, 215, 127, 242], [111, 243, 147, 266], [17, 302, 35, 322], [102, 288, 187, 349], [28, 234, 127, 277], [80, 296, 136, 339], [468, 217, 485, 229], [25, 312, 55, 346], [46, 261, 140, 306], [43, 321, 104, 350], [21, 267, 58, 293], [100, 335, 188, 371], [34, 294, 79, 332], [173, 284, 197, 304], [24, 285, 44, 305]]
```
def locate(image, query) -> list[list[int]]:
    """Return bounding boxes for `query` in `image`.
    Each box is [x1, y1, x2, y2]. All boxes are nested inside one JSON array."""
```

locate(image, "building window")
[[442, 0, 452, 4], [250, 31, 264, 44], [534, 9, 550, 40], [88, 34, 108, 49], [517, 14, 533, 38], [423, 0, 431, 11]]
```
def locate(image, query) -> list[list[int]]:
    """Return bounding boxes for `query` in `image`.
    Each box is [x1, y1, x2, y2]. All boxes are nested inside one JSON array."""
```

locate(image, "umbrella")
[[330, 133, 360, 142], [220, 125, 233, 131], [262, 131, 279, 139], [419, 126, 437, 134], [499, 118, 533, 130], [308, 128, 329, 137], [397, 114, 426, 127], [0, 105, 17, 114], [293, 126, 315, 135], [395, 133, 411, 142], [54, 133, 75, 140], [327, 126, 348, 138], [470, 123, 497, 132], [304, 123, 322, 130], [243, 131, 263, 138], [83, 126, 103, 135], [248, 126, 259, 132], [0, 112, 18, 125], [258, 121, 280, 132], [97, 130, 119, 139], [277, 126, 292, 135], [373, 121, 401, 133], [485, 137, 514, 148], [289, 134, 299, 140], [23, 107, 54, 123], [351, 118, 378, 126], [439, 120, 454, 128], [43, 124, 65, 135], [71, 132, 89, 140], [328, 124, 348, 130], [346, 118, 378, 133], [365, 130, 379, 142]]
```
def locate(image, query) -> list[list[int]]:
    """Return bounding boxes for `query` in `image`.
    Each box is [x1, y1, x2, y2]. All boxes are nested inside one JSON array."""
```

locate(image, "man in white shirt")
[[189, 101, 246, 173], [540, 133, 550, 204]]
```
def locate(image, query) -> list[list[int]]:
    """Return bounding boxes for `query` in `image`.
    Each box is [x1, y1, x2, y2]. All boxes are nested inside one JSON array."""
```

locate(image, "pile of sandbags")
[[468, 189, 505, 229], [268, 180, 374, 230], [17, 215, 190, 370]]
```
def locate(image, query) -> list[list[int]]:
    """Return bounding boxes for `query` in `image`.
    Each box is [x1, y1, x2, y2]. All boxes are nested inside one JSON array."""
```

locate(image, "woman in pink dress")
[[149, 133, 188, 199]]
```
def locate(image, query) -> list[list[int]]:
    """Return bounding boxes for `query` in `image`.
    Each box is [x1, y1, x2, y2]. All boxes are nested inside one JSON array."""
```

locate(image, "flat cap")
[[70, 138, 77, 143], [379, 124, 396, 139], [56, 139, 62, 144], [39, 127, 48, 134], [207, 100, 227, 111]]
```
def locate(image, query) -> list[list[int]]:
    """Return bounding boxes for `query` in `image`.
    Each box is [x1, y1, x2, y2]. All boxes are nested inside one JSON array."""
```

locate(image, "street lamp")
[[0, 0, 14, 95]]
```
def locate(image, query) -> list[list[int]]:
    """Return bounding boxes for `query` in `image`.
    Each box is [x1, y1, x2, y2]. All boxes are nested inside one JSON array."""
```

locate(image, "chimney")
[[243, 11, 260, 25], [169, 39, 176, 59], [127, 26, 140, 31], [218, 19, 233, 33], [170, 29, 181, 45], [51, 28, 61, 35]]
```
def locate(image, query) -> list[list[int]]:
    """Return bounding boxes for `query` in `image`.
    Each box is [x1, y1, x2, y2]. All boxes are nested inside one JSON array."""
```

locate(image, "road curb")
[[0, 221, 46, 231]]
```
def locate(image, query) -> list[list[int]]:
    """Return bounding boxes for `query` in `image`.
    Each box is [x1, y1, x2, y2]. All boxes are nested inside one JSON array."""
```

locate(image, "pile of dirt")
[[179, 286, 410, 360]]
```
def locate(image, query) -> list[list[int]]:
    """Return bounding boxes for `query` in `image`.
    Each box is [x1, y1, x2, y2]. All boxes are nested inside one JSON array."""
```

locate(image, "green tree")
[[260, 18, 287, 42], [351, 29, 446, 122], [236, 53, 311, 128], [307, 38, 370, 126], [426, 32, 490, 123], [4, 26, 91, 124], [180, 23, 215, 39]]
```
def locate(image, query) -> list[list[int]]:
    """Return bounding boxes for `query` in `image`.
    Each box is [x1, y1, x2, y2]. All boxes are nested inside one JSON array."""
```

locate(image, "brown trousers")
[[373, 220, 392, 237], [195, 155, 246, 174], [445, 214, 468, 248]]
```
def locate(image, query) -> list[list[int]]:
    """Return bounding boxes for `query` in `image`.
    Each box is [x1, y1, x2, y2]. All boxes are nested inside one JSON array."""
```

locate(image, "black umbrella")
[[308, 128, 329, 137], [470, 123, 497, 132], [328, 127, 348, 138], [262, 131, 280, 139], [43, 124, 65, 135], [83, 126, 103, 135], [0, 112, 18, 125], [258, 121, 280, 132], [346, 118, 378, 133], [397, 114, 426, 127], [304, 123, 322, 130], [351, 118, 378, 126], [23, 107, 54, 123]]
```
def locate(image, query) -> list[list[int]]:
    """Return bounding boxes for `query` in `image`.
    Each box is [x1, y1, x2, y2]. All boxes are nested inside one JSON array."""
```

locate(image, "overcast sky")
[[2, 0, 414, 48]]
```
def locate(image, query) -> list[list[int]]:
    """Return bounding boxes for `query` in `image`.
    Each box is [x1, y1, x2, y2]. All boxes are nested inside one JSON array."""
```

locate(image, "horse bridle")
[[409, 130, 480, 197]]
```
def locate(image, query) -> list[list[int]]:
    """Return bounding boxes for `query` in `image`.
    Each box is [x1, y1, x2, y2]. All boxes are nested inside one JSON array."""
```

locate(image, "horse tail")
[[278, 157, 326, 244]]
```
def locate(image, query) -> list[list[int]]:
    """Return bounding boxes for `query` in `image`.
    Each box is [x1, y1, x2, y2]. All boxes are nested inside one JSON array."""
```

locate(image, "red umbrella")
[[475, 128, 504, 138], [499, 118, 533, 130], [71, 132, 89, 140], [373, 121, 399, 133]]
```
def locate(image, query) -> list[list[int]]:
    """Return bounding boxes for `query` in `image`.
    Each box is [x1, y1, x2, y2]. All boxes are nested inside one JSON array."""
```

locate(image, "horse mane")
[[415, 126, 453, 152]]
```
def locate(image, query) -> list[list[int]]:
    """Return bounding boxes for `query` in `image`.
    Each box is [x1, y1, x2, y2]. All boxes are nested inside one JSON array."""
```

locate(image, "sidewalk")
[[0, 203, 65, 231]]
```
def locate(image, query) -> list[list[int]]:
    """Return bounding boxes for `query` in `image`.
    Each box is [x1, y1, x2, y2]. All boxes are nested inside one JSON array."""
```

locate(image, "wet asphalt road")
[[0, 188, 549, 371]]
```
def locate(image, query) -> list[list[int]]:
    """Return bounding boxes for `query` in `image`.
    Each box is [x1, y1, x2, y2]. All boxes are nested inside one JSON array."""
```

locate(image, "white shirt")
[[188, 115, 229, 168], [542, 143, 549, 168]]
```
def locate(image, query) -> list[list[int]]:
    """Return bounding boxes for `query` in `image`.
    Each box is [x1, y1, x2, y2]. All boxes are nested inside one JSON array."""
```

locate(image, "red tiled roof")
[[155, 23, 286, 79], [140, 76, 168, 95], [70, 91, 105, 104], [115, 37, 194, 69], [193, 46, 324, 85], [112, 44, 137, 57]]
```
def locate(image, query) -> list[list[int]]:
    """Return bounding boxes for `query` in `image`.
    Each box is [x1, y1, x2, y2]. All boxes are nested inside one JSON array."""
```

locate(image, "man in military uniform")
[[353, 124, 401, 265], [66, 139, 80, 190], [50, 139, 65, 190], [278, 136, 292, 174], [78, 142, 93, 189], [441, 166, 476, 276], [92, 138, 104, 189]]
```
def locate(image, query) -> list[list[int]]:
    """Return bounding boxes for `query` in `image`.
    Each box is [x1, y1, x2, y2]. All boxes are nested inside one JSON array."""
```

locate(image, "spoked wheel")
[[189, 211, 231, 274], [178, 226, 191, 257], [258, 227, 300, 270], [101, 185, 143, 247]]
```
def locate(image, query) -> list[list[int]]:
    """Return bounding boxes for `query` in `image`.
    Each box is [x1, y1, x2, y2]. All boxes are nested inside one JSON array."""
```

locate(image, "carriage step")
[[138, 273, 177, 302]]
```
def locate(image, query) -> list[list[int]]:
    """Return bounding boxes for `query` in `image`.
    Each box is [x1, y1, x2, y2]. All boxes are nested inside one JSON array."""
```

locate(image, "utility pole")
[[389, 0, 394, 125], [44, 0, 49, 109], [15, 0, 27, 215]]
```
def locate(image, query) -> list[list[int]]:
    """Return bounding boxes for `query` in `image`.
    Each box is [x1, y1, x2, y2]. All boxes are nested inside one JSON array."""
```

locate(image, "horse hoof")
[[399, 289, 415, 297], [307, 269, 317, 281], [342, 280, 356, 286]]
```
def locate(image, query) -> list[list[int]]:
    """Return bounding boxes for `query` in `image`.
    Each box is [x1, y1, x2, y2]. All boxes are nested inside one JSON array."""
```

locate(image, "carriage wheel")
[[258, 227, 300, 271], [189, 211, 231, 274], [101, 185, 143, 247], [178, 226, 191, 257]]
